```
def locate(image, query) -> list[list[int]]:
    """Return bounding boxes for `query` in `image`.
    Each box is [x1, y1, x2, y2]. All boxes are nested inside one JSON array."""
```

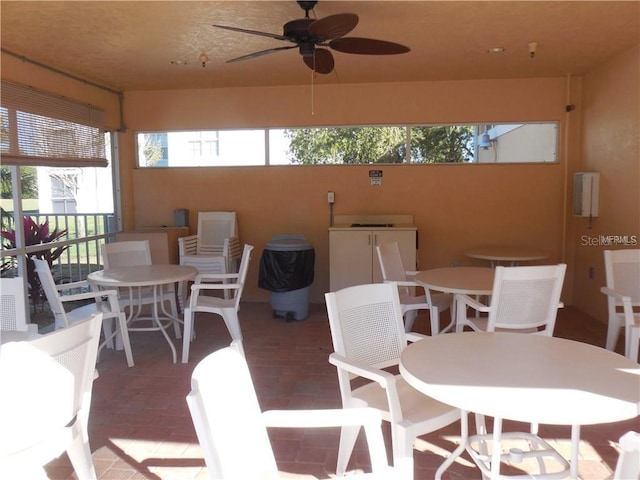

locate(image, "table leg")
[[436, 410, 469, 480], [570, 424, 581, 479], [152, 285, 178, 363]]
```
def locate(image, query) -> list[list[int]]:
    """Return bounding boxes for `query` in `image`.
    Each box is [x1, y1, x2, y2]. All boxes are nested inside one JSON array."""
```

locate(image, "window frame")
[[135, 121, 560, 168]]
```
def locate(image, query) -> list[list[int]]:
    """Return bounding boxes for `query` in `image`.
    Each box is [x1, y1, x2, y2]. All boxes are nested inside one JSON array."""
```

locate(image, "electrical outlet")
[[327, 191, 335, 204]]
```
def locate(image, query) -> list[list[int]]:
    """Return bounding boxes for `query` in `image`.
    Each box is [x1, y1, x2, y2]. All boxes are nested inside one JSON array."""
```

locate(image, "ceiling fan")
[[213, 0, 410, 74]]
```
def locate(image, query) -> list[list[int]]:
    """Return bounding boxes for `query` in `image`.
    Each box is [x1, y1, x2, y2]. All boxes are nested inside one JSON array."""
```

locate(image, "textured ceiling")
[[1, 1, 639, 92]]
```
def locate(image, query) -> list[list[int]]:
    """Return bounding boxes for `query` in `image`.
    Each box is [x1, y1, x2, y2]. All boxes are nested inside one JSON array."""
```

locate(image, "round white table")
[[465, 245, 549, 266], [415, 267, 494, 333], [400, 332, 640, 479], [415, 267, 494, 296], [88, 264, 197, 363]]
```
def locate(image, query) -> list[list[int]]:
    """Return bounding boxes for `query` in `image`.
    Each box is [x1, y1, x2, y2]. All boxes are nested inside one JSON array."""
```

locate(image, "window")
[[136, 122, 559, 167]]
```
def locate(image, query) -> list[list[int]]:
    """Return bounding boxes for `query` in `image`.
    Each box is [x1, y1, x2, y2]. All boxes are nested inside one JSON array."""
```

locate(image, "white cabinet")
[[329, 228, 417, 291]]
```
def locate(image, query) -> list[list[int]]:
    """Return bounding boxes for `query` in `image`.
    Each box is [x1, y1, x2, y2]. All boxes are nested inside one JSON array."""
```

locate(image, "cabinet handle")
[[368, 234, 371, 246], [373, 234, 377, 245]]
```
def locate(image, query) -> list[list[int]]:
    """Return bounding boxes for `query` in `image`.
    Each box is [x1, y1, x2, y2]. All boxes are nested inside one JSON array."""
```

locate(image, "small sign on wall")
[[369, 169, 383, 186]]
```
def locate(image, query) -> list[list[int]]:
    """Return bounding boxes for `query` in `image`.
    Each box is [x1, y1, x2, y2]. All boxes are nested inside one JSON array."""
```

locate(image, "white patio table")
[[88, 264, 197, 363], [400, 332, 640, 479], [465, 245, 549, 267], [415, 267, 494, 333]]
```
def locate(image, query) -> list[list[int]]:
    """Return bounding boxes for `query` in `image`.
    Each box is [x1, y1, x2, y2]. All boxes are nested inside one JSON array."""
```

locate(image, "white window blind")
[[1, 80, 108, 167]]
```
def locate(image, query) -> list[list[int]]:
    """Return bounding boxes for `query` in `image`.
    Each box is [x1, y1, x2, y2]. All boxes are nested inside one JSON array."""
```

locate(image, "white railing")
[[1, 213, 117, 283]]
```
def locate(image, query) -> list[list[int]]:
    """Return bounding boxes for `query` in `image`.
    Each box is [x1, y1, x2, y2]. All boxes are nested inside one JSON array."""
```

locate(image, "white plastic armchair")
[[376, 241, 453, 334], [181, 244, 253, 363], [32, 257, 133, 367], [325, 282, 460, 476], [0, 277, 37, 336], [601, 249, 640, 361], [186, 342, 411, 479], [0, 313, 103, 480], [178, 212, 242, 310], [455, 263, 567, 335], [454, 263, 573, 478], [178, 235, 241, 308]]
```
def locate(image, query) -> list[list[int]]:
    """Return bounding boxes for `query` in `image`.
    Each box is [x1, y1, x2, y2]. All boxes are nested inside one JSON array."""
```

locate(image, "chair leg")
[[221, 311, 243, 343], [117, 312, 134, 368], [438, 305, 456, 334], [606, 317, 623, 351], [66, 423, 97, 480], [626, 325, 640, 361], [336, 424, 361, 475], [165, 288, 181, 339], [182, 308, 193, 363], [404, 309, 418, 332], [101, 318, 114, 349], [429, 306, 440, 336], [393, 427, 415, 470]]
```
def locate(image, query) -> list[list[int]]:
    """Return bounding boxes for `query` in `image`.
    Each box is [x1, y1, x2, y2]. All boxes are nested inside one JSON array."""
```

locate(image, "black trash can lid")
[[265, 235, 313, 252]]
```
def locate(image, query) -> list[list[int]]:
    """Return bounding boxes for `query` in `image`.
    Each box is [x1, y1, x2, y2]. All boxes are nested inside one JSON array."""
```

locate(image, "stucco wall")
[[572, 45, 640, 322], [122, 78, 571, 303]]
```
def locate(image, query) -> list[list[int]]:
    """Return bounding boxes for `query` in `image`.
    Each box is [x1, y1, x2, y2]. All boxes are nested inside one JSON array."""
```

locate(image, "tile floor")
[[44, 302, 637, 480]]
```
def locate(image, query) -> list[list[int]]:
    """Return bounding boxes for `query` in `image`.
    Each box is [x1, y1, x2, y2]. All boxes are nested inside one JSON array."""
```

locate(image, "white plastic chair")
[[102, 240, 180, 338], [178, 212, 242, 310], [455, 264, 567, 335], [32, 257, 133, 367], [182, 244, 254, 363], [376, 241, 453, 334], [186, 342, 411, 479], [0, 277, 37, 336], [455, 263, 572, 479], [601, 249, 640, 361], [0, 313, 103, 480], [325, 282, 461, 475], [613, 431, 640, 480]]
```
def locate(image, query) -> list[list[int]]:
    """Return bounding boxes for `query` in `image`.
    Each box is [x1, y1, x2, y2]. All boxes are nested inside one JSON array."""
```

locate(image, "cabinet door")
[[372, 230, 417, 283], [329, 230, 373, 291]]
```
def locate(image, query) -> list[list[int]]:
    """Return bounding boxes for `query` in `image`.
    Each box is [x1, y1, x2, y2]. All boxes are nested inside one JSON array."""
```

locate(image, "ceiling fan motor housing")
[[284, 19, 317, 42]]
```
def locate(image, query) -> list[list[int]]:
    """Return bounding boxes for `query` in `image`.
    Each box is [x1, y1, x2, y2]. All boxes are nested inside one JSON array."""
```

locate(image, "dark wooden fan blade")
[[303, 48, 335, 74], [227, 46, 297, 63], [329, 37, 410, 55], [213, 24, 287, 41], [308, 13, 358, 40]]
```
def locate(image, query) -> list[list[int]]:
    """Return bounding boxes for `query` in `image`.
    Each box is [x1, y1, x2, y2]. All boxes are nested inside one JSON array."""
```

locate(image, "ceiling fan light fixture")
[[299, 42, 315, 57]]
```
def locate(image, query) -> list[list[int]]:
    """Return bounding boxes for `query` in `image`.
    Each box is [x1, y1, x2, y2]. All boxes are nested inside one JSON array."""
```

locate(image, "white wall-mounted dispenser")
[[573, 172, 600, 217]]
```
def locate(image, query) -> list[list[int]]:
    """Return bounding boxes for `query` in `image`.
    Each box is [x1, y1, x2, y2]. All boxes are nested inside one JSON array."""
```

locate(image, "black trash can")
[[259, 234, 315, 321]]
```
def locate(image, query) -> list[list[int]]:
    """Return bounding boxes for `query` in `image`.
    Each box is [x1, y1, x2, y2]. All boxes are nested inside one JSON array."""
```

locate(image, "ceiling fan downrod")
[[297, 1, 318, 18]]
